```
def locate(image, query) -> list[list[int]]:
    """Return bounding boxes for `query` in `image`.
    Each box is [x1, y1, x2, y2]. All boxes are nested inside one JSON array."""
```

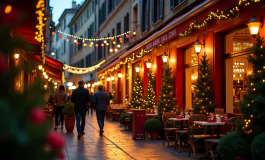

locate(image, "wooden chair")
[[204, 116, 243, 160], [188, 114, 213, 159], [162, 112, 178, 147]]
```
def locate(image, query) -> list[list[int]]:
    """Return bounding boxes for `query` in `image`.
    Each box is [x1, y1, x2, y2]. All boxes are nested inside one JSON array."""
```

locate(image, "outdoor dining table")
[[193, 121, 225, 138], [168, 117, 189, 130]]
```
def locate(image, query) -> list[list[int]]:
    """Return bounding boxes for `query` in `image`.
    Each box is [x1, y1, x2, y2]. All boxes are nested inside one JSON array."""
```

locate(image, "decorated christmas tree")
[[192, 52, 215, 115], [218, 36, 265, 159], [157, 62, 177, 113], [143, 70, 156, 110], [0, 20, 65, 160], [129, 75, 143, 109]]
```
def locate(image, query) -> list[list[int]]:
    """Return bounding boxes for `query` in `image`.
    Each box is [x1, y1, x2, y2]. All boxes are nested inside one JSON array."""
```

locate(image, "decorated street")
[[62, 114, 192, 160]]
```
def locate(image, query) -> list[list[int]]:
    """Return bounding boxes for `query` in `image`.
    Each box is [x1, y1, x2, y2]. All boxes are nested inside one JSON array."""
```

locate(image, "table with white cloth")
[[168, 117, 189, 130], [193, 121, 225, 138]]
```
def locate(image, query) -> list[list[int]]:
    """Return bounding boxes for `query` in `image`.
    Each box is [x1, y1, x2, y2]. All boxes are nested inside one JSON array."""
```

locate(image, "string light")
[[179, 0, 261, 37], [63, 60, 105, 74], [57, 30, 130, 42]]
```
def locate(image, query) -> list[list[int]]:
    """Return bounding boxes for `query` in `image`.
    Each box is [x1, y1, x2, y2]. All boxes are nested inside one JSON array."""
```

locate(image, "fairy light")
[[179, 0, 262, 38], [63, 60, 105, 74], [57, 30, 131, 42]]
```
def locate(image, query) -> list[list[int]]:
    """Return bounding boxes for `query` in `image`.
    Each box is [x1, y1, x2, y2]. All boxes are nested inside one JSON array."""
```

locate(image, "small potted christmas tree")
[[62, 102, 75, 132]]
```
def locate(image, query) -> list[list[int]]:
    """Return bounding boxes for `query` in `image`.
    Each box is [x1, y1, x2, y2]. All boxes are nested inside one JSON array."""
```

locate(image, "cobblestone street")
[[61, 114, 193, 160]]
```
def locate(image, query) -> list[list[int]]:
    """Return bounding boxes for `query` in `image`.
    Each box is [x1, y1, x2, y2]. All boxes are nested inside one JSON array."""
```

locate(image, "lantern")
[[247, 16, 262, 36], [161, 52, 169, 63], [146, 59, 152, 69]]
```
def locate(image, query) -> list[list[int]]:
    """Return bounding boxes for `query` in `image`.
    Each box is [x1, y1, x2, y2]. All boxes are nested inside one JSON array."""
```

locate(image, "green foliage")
[[0, 27, 60, 159], [143, 70, 156, 109], [218, 131, 250, 160], [239, 36, 265, 136], [129, 75, 143, 109], [192, 52, 215, 115], [119, 113, 129, 125], [144, 118, 163, 132], [62, 102, 75, 117], [251, 132, 265, 160], [158, 62, 178, 113]]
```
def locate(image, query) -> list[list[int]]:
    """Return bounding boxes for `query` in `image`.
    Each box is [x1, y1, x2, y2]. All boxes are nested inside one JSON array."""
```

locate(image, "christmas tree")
[[192, 52, 215, 115], [0, 19, 65, 160], [143, 70, 156, 110], [157, 62, 177, 113], [129, 75, 143, 109], [218, 36, 265, 159]]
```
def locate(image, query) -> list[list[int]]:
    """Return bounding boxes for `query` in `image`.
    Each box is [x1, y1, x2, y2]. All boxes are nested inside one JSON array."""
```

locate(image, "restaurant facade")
[[97, 0, 265, 114]]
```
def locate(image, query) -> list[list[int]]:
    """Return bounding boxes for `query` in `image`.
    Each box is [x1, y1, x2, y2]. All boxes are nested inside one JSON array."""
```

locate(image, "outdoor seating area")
[[111, 107, 244, 160]]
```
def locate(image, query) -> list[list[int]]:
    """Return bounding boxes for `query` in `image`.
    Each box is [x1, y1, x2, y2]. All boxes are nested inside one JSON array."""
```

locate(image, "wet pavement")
[[60, 114, 193, 160]]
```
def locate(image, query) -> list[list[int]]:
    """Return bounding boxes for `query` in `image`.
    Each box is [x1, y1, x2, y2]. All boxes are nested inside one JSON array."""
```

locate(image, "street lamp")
[[146, 59, 152, 69], [14, 53, 20, 60], [107, 77, 111, 81], [67, 82, 73, 87], [118, 73, 122, 78], [111, 76, 115, 80], [247, 16, 262, 36], [135, 64, 140, 73], [161, 52, 168, 63], [193, 39, 203, 54]]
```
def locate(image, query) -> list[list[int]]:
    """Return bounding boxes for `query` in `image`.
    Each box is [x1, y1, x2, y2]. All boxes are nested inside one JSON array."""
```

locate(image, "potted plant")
[[144, 118, 162, 140], [62, 102, 75, 132]]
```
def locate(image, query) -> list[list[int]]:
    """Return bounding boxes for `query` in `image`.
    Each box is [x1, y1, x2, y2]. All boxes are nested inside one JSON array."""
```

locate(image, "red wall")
[[176, 49, 184, 109], [156, 56, 163, 101]]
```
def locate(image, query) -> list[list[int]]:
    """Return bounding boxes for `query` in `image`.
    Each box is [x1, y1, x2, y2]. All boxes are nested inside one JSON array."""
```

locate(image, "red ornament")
[[57, 152, 65, 159], [59, 34, 62, 38], [0, 53, 7, 72], [101, 43, 104, 47], [47, 131, 65, 150], [66, 37, 70, 41], [119, 37, 123, 42], [52, 32, 55, 35], [95, 44, 99, 47], [126, 34, 130, 39], [76, 42, 79, 45], [30, 108, 46, 124]]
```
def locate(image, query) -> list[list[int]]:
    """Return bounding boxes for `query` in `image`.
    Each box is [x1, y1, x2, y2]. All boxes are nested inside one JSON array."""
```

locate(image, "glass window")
[[185, 47, 198, 110], [225, 27, 253, 113]]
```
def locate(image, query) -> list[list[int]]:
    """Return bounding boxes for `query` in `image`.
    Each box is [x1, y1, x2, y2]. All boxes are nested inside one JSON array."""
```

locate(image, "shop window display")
[[185, 47, 198, 110], [225, 28, 253, 113]]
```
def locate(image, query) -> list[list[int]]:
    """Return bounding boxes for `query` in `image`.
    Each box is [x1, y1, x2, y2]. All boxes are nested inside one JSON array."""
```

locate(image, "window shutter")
[[140, 0, 145, 32], [147, 0, 150, 29], [170, 0, 174, 10], [151, 0, 155, 24], [160, 0, 164, 19]]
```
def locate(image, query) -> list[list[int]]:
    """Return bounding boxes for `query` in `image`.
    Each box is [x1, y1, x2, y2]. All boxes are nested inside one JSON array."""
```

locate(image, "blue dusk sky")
[[50, 0, 83, 24]]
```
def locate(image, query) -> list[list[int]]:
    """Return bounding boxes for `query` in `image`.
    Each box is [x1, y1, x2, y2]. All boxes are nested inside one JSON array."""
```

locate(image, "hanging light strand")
[[58, 30, 131, 42]]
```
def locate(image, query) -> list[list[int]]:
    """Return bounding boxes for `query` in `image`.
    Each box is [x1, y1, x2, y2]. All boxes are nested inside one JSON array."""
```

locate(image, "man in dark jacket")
[[93, 85, 109, 135], [71, 80, 90, 139]]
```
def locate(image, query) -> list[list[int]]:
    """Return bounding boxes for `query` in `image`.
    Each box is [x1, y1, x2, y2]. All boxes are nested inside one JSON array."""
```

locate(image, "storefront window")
[[225, 28, 253, 113], [185, 47, 198, 110]]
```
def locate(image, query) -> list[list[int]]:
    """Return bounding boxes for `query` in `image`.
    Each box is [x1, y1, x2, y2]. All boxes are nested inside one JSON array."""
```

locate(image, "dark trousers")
[[76, 112, 86, 135], [96, 110, 106, 131], [87, 106, 93, 115], [54, 106, 64, 126]]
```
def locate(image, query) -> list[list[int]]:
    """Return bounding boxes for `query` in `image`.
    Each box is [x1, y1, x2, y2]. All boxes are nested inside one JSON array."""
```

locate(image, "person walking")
[[54, 85, 67, 130], [94, 85, 109, 135], [87, 92, 94, 115], [71, 80, 90, 139]]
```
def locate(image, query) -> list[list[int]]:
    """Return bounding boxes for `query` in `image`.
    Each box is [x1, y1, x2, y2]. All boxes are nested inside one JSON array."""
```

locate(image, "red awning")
[[31, 55, 63, 81]]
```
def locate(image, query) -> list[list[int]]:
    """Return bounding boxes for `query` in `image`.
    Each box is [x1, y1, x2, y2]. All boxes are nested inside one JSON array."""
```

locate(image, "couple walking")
[[71, 80, 109, 139]]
